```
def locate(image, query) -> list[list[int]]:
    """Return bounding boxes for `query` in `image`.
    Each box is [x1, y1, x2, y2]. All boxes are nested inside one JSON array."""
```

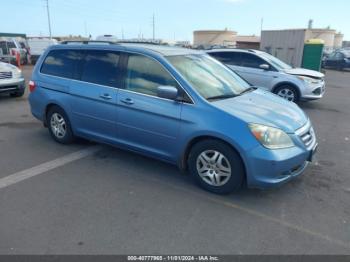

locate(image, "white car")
[[0, 62, 25, 97], [96, 35, 118, 42], [27, 38, 58, 65], [206, 49, 325, 102]]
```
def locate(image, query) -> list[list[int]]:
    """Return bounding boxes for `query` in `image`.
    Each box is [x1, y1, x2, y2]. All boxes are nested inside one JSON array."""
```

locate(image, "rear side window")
[[335, 52, 344, 60], [209, 52, 242, 66], [240, 53, 265, 68], [41, 49, 80, 78], [7, 41, 16, 49], [81, 50, 120, 87], [125, 54, 178, 97], [0, 41, 15, 54], [0, 41, 8, 55]]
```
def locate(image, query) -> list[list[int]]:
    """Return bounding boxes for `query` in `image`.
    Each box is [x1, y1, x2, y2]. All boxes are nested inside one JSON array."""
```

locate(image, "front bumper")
[[0, 78, 25, 94], [301, 81, 326, 100], [245, 121, 317, 189]]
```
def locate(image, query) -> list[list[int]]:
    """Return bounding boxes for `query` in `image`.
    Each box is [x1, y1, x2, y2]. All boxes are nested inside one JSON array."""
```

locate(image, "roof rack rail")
[[116, 40, 163, 45], [60, 40, 118, 45]]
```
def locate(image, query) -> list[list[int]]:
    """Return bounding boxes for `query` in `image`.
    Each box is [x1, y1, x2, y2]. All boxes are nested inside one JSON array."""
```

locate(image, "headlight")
[[249, 123, 294, 149], [13, 69, 22, 78], [297, 76, 319, 85]]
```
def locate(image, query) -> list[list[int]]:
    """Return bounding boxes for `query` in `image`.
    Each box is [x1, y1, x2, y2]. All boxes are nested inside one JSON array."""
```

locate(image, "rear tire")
[[47, 106, 75, 144], [188, 139, 244, 194], [274, 85, 300, 103]]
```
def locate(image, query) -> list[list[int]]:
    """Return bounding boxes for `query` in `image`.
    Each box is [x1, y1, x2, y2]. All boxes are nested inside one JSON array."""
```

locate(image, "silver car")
[[206, 49, 325, 102], [0, 62, 25, 97]]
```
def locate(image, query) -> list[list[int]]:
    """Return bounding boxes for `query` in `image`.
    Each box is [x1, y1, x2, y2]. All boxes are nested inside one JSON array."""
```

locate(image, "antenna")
[[308, 19, 313, 29]]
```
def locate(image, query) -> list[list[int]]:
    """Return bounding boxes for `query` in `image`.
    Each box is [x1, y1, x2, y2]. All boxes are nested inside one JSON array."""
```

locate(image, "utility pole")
[[84, 21, 88, 38], [260, 17, 264, 33], [45, 0, 52, 39], [152, 13, 155, 40]]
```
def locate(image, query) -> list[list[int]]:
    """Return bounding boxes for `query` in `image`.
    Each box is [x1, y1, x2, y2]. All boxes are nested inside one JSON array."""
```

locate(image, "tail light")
[[29, 80, 36, 92]]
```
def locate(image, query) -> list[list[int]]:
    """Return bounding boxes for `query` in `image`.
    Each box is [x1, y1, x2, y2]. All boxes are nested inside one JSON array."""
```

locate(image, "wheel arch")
[[44, 103, 70, 127], [272, 81, 301, 98]]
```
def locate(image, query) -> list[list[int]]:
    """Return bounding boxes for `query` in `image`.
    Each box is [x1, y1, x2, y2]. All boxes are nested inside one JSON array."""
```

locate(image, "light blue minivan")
[[29, 42, 318, 194]]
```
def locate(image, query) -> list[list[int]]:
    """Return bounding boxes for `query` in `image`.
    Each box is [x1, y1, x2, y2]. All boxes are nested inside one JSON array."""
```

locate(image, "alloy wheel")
[[196, 150, 232, 186], [50, 113, 67, 139], [277, 88, 295, 101]]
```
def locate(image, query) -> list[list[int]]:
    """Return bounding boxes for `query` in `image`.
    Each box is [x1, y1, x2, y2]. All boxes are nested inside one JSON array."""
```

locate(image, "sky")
[[1, 0, 349, 41]]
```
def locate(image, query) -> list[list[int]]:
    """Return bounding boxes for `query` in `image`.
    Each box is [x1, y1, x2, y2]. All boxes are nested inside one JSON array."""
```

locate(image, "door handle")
[[99, 94, 112, 100], [120, 98, 134, 105]]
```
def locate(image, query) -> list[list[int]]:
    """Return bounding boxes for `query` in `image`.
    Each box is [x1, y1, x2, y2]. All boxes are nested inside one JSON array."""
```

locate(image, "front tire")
[[47, 106, 75, 144], [188, 139, 244, 194], [274, 85, 300, 103]]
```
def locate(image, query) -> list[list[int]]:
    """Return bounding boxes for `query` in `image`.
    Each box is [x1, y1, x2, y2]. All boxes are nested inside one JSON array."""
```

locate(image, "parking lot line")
[[0, 145, 102, 189]]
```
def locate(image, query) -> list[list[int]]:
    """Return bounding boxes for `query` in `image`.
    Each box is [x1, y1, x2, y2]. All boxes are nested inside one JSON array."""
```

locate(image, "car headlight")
[[249, 123, 294, 149], [13, 68, 22, 78], [297, 76, 319, 85]]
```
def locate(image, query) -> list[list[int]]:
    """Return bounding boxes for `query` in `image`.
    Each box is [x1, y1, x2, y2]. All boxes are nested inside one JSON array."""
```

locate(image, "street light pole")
[[45, 0, 52, 39], [152, 13, 155, 40]]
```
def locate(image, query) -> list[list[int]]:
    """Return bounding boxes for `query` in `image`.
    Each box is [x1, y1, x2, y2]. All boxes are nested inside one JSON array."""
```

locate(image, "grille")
[[299, 126, 315, 149], [0, 71, 12, 79]]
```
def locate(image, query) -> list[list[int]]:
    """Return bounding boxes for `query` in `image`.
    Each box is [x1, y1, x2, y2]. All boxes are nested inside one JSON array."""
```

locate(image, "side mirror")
[[157, 85, 178, 100], [259, 64, 270, 70]]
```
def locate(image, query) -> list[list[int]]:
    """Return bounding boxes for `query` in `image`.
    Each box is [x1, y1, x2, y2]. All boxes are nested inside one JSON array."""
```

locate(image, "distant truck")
[[96, 35, 118, 42], [0, 38, 28, 65], [27, 38, 58, 65]]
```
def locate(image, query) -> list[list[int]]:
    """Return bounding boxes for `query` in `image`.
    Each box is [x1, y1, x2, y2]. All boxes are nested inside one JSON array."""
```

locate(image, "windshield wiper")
[[237, 86, 257, 96], [206, 94, 237, 101]]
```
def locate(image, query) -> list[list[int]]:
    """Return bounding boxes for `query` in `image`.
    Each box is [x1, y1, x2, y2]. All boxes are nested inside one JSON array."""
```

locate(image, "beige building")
[[261, 28, 344, 67], [193, 30, 237, 48], [305, 29, 343, 51], [334, 33, 344, 49], [235, 35, 260, 49]]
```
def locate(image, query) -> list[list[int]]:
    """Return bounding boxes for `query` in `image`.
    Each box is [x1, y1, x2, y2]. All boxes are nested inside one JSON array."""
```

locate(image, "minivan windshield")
[[167, 54, 251, 100], [259, 52, 292, 70]]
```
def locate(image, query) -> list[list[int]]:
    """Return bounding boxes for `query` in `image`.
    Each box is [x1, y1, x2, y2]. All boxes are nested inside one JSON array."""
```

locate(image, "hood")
[[284, 68, 324, 79], [0, 62, 17, 72], [212, 89, 308, 133]]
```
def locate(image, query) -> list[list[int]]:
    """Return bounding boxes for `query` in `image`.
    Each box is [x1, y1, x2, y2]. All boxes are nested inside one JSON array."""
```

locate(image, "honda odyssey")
[[29, 42, 318, 194]]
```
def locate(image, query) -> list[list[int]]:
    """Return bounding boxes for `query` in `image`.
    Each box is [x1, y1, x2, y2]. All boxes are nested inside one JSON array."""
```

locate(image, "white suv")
[[206, 49, 325, 102], [0, 62, 25, 97]]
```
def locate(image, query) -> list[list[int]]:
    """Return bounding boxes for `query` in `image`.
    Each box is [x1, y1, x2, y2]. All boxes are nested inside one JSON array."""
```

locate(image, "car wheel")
[[274, 85, 299, 103], [47, 106, 75, 144], [10, 89, 25, 97], [188, 139, 244, 194]]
